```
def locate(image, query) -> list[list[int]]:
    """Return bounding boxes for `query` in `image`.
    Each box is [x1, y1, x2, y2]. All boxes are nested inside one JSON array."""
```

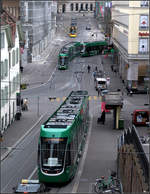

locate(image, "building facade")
[[2, 0, 20, 20], [57, 0, 95, 13], [111, 1, 149, 91], [0, 10, 21, 133], [20, 0, 57, 63]]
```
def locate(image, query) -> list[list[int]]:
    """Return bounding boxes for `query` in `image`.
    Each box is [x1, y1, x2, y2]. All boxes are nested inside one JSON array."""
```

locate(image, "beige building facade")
[[112, 1, 149, 91]]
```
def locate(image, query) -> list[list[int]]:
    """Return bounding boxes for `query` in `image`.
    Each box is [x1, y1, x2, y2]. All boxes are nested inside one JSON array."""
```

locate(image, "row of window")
[[4, 7, 18, 18], [66, 103, 89, 166], [1, 48, 19, 80], [141, 1, 149, 7], [70, 3, 93, 12], [0, 32, 5, 49], [1, 74, 20, 108]]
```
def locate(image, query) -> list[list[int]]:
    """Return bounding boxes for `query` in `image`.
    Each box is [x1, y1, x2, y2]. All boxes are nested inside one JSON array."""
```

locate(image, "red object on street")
[[20, 47, 24, 54], [104, 53, 108, 58], [132, 109, 149, 126], [101, 102, 110, 113]]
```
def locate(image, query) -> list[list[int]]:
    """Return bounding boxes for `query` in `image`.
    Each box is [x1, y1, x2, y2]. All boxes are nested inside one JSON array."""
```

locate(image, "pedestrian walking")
[[23, 98, 28, 111], [111, 65, 113, 71], [93, 71, 96, 82], [87, 65, 91, 73], [95, 66, 98, 72], [97, 88, 101, 96], [100, 110, 106, 124], [0, 131, 3, 142]]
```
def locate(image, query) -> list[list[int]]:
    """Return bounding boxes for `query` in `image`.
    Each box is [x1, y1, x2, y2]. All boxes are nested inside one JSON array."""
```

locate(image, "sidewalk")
[[1, 36, 68, 160], [21, 38, 68, 89]]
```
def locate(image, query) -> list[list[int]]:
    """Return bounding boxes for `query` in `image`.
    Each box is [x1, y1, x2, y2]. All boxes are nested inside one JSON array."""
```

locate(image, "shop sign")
[[140, 15, 148, 28], [144, 77, 150, 81], [139, 32, 149, 36]]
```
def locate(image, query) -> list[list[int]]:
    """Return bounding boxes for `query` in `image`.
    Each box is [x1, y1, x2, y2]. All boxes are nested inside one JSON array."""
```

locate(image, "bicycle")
[[94, 172, 121, 194], [98, 185, 121, 194]]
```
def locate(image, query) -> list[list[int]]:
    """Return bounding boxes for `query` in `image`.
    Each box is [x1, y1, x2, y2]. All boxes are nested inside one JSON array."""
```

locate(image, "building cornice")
[[112, 38, 149, 61], [112, 20, 128, 29]]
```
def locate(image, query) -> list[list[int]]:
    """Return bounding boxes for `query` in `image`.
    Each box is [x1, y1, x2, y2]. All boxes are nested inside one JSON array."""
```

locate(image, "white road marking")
[[72, 114, 93, 193], [28, 166, 38, 180]]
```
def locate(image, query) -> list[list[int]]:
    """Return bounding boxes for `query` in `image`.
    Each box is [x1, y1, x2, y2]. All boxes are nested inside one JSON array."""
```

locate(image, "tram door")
[[62, 4, 66, 13]]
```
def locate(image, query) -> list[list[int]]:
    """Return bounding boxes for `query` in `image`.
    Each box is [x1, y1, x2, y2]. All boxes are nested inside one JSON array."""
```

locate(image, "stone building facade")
[[20, 0, 57, 63], [0, 9, 21, 133], [111, 1, 149, 91]]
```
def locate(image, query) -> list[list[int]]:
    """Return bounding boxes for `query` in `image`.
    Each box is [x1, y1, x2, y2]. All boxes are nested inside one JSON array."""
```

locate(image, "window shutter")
[[12, 50, 15, 66], [1, 62, 4, 79], [5, 59, 8, 77]]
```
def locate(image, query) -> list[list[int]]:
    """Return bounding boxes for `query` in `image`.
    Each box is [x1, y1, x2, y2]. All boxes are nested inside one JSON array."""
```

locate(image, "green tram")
[[58, 42, 82, 70], [80, 41, 108, 57], [38, 90, 89, 183]]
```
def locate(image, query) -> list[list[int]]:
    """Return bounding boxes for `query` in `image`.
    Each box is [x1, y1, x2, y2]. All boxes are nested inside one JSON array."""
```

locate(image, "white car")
[[95, 78, 107, 91]]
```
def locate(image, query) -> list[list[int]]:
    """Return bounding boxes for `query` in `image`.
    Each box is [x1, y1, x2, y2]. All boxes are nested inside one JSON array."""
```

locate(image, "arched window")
[[76, 3, 78, 11], [62, 4, 66, 13], [70, 3, 74, 11], [85, 3, 88, 11], [90, 4, 93, 11], [80, 3, 83, 11]]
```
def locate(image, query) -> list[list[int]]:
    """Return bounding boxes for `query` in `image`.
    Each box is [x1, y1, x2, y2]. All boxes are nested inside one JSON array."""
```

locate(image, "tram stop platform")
[[104, 91, 124, 129]]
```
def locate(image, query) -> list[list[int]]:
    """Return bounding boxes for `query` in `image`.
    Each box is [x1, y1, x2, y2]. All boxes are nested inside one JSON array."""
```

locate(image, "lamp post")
[[74, 71, 84, 90]]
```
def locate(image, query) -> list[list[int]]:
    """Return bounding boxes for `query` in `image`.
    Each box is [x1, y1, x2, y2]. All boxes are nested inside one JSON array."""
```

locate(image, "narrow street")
[[1, 12, 149, 193]]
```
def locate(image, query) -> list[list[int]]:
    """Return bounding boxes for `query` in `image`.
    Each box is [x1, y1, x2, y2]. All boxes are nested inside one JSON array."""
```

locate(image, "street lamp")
[[74, 71, 84, 90]]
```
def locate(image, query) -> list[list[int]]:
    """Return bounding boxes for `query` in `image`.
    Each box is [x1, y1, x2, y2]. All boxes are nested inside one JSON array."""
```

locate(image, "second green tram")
[[38, 90, 89, 183], [80, 41, 108, 57], [58, 42, 82, 70]]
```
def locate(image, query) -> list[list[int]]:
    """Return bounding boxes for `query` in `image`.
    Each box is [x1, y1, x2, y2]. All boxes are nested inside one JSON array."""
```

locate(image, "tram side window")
[[65, 144, 71, 166], [74, 131, 78, 155], [73, 47, 76, 55], [37, 144, 40, 166], [78, 125, 81, 145], [70, 139, 75, 164], [68, 49, 71, 58]]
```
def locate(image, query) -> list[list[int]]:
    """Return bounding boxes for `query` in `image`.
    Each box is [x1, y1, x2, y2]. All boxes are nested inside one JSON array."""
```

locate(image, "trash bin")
[[119, 119, 124, 129], [15, 113, 21, 120]]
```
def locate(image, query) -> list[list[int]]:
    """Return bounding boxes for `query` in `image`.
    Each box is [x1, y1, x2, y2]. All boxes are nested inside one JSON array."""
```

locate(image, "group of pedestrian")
[[87, 65, 99, 74]]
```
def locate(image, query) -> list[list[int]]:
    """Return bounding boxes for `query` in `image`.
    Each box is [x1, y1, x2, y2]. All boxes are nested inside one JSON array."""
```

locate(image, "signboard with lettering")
[[139, 38, 148, 52], [139, 32, 149, 36], [140, 15, 148, 28]]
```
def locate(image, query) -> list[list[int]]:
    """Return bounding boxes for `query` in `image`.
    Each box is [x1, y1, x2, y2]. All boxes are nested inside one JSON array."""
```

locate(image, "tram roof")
[[60, 42, 80, 53], [83, 41, 108, 46], [105, 91, 123, 107], [43, 91, 88, 129]]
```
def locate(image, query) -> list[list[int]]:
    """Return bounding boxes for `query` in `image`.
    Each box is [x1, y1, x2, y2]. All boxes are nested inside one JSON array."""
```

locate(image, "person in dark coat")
[[87, 65, 91, 73], [101, 110, 106, 124], [97, 88, 101, 96]]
